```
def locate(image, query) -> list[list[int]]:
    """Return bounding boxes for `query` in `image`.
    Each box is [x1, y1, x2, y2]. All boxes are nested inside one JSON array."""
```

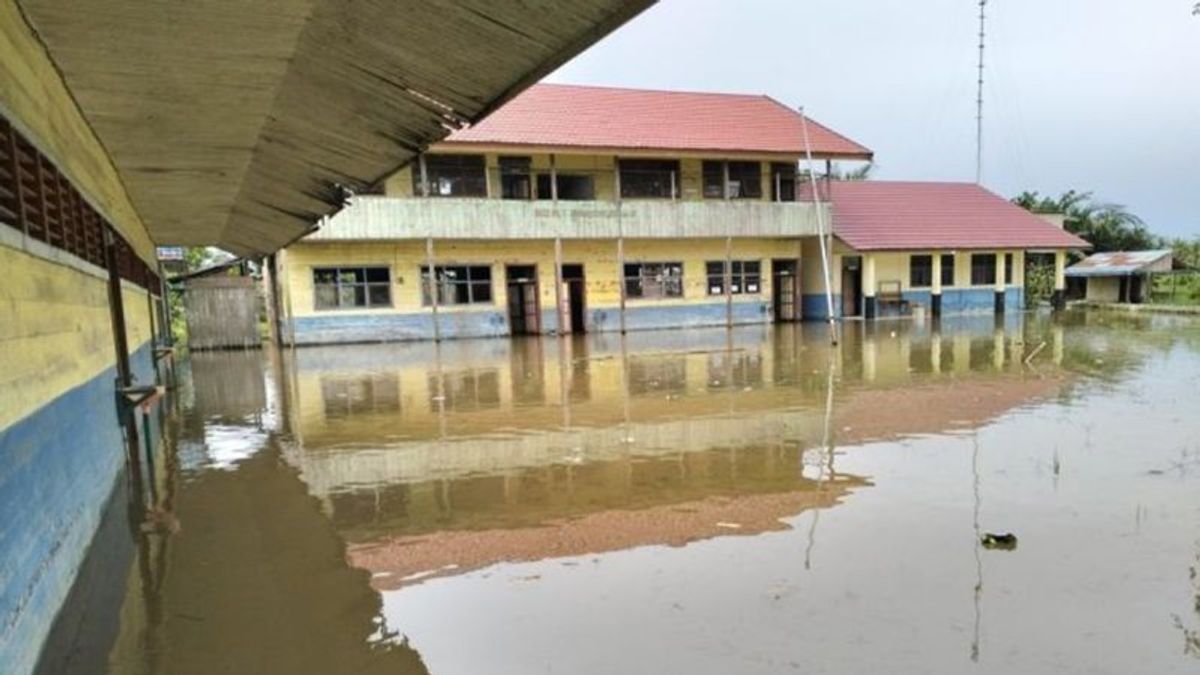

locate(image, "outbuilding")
[[1065, 250, 1174, 304]]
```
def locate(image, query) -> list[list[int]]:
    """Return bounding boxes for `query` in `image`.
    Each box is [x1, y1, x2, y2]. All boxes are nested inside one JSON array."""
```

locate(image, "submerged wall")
[[1, 5, 160, 672], [282, 238, 799, 344]]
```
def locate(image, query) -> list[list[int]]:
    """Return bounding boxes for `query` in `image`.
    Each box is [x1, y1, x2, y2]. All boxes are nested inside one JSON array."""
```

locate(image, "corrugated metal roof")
[[17, 1, 654, 255], [1065, 250, 1173, 277], [442, 83, 873, 159], [812, 181, 1091, 251]]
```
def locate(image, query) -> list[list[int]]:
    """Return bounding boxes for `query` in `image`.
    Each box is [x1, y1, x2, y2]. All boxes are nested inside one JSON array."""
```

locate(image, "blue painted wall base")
[[0, 342, 155, 675]]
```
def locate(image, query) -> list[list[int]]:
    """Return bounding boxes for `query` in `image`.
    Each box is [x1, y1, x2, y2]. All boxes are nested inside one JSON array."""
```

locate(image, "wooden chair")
[[876, 280, 910, 315]]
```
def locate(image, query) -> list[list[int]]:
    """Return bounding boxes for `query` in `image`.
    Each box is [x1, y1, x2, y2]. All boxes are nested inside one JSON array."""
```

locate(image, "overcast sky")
[[547, 0, 1200, 238]]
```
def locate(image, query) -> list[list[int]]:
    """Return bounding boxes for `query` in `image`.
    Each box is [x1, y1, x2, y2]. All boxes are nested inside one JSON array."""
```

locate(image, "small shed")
[[174, 259, 262, 350], [1065, 250, 1173, 304]]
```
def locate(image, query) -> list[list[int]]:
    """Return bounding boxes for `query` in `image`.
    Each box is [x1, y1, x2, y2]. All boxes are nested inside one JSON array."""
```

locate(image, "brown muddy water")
[[43, 310, 1200, 674]]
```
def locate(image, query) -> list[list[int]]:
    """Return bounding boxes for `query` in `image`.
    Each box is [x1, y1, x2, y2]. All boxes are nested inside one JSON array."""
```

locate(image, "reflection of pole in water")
[[805, 345, 838, 570], [971, 431, 983, 662]]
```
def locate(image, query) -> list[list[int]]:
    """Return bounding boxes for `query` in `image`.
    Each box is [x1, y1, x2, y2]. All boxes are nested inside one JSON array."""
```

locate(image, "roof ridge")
[[535, 81, 769, 99]]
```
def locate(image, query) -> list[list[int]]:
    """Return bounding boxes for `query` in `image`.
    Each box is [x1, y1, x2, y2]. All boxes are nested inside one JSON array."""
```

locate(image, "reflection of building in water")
[[278, 319, 1079, 587]]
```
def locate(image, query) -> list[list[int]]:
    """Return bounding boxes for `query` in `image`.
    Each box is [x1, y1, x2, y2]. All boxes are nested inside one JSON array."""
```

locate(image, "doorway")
[[505, 265, 540, 335], [561, 264, 587, 334], [841, 256, 862, 317], [771, 259, 800, 322]]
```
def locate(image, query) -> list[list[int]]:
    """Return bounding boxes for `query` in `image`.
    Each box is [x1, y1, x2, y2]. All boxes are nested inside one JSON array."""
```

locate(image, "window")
[[706, 260, 762, 295], [909, 255, 933, 288], [941, 254, 956, 287], [499, 156, 532, 200], [313, 267, 391, 310], [536, 173, 595, 200], [320, 374, 399, 419], [624, 262, 683, 299], [771, 162, 797, 202], [971, 254, 996, 286], [413, 154, 487, 197], [702, 161, 763, 199], [619, 159, 679, 198], [421, 265, 493, 305], [1004, 253, 1014, 285]]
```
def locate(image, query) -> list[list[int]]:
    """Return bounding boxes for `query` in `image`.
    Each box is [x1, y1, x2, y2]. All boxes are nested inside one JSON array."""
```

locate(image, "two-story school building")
[[271, 83, 1088, 345]]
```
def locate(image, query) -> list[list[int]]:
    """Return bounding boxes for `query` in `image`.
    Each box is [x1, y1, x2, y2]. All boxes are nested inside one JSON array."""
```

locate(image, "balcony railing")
[[310, 196, 828, 241]]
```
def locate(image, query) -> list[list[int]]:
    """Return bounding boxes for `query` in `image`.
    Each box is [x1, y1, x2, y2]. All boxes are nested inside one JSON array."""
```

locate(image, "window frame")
[[420, 264, 494, 306], [499, 156, 532, 200], [909, 254, 934, 289], [705, 259, 762, 295], [414, 153, 488, 198], [702, 160, 763, 200], [312, 266, 392, 311], [619, 159, 680, 199], [770, 162, 797, 202], [970, 253, 997, 286], [623, 261, 685, 299]]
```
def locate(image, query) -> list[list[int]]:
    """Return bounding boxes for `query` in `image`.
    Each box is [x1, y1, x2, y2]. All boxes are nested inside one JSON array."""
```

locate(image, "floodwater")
[[44, 310, 1200, 674]]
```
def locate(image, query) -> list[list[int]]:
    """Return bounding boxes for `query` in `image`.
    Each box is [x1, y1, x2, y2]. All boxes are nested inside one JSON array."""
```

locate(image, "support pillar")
[[863, 253, 877, 320], [554, 237, 564, 334], [103, 227, 132, 387], [615, 156, 626, 334], [425, 237, 441, 341], [994, 251, 1006, 315], [724, 235, 733, 328], [1052, 250, 1067, 311], [931, 251, 943, 318]]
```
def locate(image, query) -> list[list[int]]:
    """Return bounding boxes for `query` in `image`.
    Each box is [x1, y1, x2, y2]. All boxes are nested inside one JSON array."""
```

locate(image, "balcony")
[[309, 196, 828, 241]]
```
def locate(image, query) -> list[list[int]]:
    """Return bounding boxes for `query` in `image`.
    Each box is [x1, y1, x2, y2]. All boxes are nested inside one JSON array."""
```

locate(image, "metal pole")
[[425, 237, 440, 341], [799, 107, 838, 345], [725, 233, 733, 328], [419, 154, 430, 197], [975, 0, 987, 184]]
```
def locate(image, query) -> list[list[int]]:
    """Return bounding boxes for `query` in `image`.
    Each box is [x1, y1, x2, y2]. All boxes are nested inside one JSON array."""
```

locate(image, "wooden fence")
[[183, 276, 261, 350]]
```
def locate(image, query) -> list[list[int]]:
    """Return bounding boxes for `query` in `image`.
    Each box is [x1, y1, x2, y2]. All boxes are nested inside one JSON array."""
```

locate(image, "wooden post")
[[425, 237, 440, 341], [103, 227, 132, 387], [554, 237, 565, 334]]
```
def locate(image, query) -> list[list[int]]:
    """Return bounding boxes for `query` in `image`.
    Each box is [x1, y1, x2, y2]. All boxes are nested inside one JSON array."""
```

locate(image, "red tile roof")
[[443, 83, 872, 158], [816, 181, 1091, 251]]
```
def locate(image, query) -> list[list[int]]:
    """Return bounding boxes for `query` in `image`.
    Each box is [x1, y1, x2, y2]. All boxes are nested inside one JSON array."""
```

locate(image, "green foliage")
[[1012, 190, 1161, 252], [1024, 262, 1056, 303]]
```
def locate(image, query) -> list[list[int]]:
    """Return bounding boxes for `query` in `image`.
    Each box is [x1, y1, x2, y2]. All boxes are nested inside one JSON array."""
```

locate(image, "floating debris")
[[981, 532, 1018, 550]]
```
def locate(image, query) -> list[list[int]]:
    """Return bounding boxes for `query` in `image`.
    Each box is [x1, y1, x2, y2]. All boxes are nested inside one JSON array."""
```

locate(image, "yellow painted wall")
[[0, 2, 155, 264], [284, 238, 801, 319], [1086, 276, 1121, 302], [0, 243, 154, 430], [803, 246, 1028, 296]]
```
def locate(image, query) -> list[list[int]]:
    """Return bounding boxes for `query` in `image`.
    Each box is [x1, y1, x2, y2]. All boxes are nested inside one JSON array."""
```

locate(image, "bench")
[[877, 280, 910, 316]]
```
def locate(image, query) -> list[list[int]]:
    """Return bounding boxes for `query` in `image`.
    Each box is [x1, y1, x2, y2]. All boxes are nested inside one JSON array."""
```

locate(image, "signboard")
[[157, 246, 185, 261]]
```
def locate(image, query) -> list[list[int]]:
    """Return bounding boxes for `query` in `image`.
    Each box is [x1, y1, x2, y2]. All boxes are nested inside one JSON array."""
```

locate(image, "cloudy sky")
[[548, 0, 1200, 238]]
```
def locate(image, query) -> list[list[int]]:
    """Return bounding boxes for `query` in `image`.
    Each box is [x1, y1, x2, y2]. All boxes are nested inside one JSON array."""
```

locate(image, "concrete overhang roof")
[[18, 0, 653, 256]]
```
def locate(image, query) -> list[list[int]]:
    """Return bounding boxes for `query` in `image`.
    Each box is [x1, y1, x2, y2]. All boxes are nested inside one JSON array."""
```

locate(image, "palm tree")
[[1012, 190, 1160, 252]]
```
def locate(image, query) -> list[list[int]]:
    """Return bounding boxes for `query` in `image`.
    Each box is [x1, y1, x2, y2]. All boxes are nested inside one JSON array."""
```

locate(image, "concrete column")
[[418, 154, 430, 197], [1052, 250, 1067, 311], [931, 251, 943, 317], [554, 237, 564, 335], [930, 329, 942, 374], [550, 154, 558, 202], [863, 253, 877, 319], [724, 236, 733, 328], [994, 251, 1006, 315], [425, 237, 440, 341]]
